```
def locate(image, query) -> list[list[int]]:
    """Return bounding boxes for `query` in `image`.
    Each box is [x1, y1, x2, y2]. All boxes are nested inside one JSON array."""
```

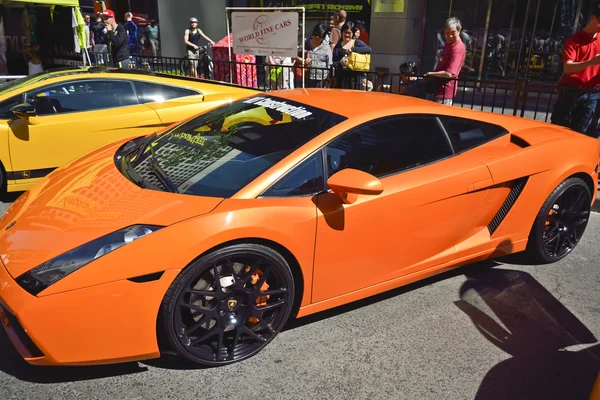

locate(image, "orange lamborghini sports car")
[[0, 90, 598, 367]]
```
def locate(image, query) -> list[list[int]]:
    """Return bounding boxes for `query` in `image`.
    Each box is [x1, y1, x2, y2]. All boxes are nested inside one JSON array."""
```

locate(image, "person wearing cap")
[[550, 3, 600, 137], [184, 17, 215, 78], [103, 9, 131, 68]]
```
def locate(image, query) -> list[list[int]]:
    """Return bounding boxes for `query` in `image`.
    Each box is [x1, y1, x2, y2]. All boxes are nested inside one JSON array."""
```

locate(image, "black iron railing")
[[43, 51, 600, 137]]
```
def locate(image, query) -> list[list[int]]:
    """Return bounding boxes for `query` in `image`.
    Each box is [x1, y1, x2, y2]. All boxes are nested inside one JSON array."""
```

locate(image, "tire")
[[159, 243, 295, 366], [180, 58, 191, 77], [524, 177, 591, 264]]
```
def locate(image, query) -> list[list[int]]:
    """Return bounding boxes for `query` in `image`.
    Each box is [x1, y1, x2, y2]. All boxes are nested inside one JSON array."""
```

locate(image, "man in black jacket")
[[103, 9, 130, 68]]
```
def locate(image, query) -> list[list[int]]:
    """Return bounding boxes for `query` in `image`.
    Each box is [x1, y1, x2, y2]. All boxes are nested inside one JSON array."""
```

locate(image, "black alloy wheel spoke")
[[228, 328, 242, 360], [256, 317, 276, 334], [544, 226, 560, 243], [180, 303, 208, 313], [190, 326, 220, 346], [260, 288, 287, 297], [566, 232, 577, 248], [186, 288, 218, 297], [212, 264, 223, 292], [186, 315, 210, 335], [255, 266, 272, 289], [242, 263, 260, 285], [214, 331, 225, 361], [244, 326, 267, 343], [568, 190, 586, 213], [255, 299, 286, 314]]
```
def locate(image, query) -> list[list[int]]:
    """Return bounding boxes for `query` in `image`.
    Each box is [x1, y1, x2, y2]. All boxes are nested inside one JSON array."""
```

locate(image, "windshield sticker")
[[243, 97, 313, 119], [169, 132, 208, 146]]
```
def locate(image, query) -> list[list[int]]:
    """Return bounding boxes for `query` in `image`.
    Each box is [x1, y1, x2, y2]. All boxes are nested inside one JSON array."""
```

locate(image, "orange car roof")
[[265, 88, 547, 132]]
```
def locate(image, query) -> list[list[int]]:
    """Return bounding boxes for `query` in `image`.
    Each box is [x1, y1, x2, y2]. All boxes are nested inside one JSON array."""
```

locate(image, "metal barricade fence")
[[51, 51, 600, 135]]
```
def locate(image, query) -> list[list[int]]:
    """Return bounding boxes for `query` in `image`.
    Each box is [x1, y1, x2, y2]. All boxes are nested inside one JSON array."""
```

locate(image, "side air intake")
[[510, 134, 531, 148], [488, 177, 529, 235]]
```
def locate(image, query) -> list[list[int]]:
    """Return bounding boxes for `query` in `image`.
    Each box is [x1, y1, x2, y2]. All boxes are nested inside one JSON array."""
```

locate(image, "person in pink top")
[[424, 17, 466, 105]]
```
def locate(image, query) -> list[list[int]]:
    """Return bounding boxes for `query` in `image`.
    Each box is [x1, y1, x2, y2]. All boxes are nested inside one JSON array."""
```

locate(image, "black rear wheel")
[[159, 243, 295, 366], [525, 177, 591, 264]]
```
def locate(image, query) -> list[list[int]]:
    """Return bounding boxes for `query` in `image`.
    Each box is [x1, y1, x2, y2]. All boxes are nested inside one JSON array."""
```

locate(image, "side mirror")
[[327, 168, 384, 204], [11, 103, 37, 121]]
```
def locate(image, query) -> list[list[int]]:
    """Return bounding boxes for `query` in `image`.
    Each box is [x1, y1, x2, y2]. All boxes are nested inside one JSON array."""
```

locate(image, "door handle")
[[468, 177, 494, 192]]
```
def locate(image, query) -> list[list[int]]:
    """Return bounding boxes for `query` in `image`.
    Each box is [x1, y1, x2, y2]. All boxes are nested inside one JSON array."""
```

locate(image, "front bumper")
[[0, 259, 180, 366]]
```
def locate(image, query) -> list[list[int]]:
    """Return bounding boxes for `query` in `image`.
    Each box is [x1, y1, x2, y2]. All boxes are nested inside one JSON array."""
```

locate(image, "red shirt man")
[[424, 17, 466, 103], [550, 5, 600, 135], [558, 27, 600, 88]]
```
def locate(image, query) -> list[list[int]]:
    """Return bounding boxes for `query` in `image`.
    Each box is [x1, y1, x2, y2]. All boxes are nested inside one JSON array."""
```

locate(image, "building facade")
[[1, 0, 597, 82], [153, 0, 598, 82]]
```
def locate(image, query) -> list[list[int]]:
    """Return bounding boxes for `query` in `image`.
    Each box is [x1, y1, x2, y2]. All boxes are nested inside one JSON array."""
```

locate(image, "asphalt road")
[[0, 194, 599, 400]]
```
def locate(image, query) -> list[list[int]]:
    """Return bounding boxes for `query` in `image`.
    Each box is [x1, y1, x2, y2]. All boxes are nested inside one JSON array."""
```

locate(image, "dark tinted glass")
[[439, 116, 508, 153], [326, 116, 452, 178], [262, 152, 324, 197], [128, 95, 345, 198], [134, 81, 199, 103], [26, 80, 139, 115], [0, 95, 21, 119]]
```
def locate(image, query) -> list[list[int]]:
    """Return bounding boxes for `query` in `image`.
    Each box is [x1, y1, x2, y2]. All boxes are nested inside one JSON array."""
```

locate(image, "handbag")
[[347, 52, 370, 71]]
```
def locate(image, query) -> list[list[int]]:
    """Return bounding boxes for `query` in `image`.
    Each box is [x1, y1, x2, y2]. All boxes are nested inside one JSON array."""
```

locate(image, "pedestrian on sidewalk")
[[550, 3, 600, 138], [424, 17, 466, 106], [103, 9, 130, 68]]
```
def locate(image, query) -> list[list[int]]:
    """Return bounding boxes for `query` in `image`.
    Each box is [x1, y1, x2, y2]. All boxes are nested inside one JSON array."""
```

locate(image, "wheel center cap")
[[222, 295, 244, 312]]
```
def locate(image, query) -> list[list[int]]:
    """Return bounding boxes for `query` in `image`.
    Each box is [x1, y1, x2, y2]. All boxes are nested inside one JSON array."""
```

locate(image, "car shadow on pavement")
[[455, 268, 600, 400], [0, 328, 148, 383]]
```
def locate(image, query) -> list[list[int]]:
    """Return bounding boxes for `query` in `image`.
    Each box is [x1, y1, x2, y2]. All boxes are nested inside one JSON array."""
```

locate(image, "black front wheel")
[[525, 177, 591, 264], [159, 243, 295, 366]]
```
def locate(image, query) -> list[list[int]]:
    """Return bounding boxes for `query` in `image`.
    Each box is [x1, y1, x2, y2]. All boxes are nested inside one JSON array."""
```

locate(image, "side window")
[[262, 152, 324, 197], [325, 116, 452, 178], [25, 80, 139, 116], [134, 81, 199, 103], [0, 95, 22, 119], [439, 116, 508, 153]]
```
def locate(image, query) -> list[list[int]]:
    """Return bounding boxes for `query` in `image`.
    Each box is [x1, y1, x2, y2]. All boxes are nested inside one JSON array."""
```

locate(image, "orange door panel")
[[311, 155, 496, 303]]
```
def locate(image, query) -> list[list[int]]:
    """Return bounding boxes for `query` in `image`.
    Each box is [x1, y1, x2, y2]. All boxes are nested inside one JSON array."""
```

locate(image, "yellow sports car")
[[0, 66, 257, 192]]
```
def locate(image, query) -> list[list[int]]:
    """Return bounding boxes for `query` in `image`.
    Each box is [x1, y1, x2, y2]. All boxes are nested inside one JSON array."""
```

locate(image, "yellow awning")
[[0, 0, 79, 6]]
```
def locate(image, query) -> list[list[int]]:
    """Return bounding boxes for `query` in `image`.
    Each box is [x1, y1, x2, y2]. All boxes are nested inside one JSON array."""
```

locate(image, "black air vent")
[[488, 177, 529, 235], [127, 271, 165, 283], [0, 303, 44, 357], [510, 134, 530, 148]]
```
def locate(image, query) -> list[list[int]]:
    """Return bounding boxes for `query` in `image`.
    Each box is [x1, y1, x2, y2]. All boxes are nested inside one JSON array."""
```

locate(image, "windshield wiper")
[[147, 145, 179, 193], [130, 132, 158, 161]]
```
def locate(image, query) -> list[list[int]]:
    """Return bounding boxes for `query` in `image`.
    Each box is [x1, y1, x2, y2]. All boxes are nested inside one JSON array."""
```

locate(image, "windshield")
[[125, 95, 346, 197], [0, 68, 87, 97]]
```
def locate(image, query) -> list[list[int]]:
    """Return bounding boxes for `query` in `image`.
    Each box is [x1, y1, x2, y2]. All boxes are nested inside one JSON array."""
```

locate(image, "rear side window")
[[134, 81, 199, 103], [325, 116, 453, 179], [439, 116, 508, 153]]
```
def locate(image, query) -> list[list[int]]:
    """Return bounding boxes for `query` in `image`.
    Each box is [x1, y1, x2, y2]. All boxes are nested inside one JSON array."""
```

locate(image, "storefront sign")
[[374, 0, 405, 13], [232, 11, 299, 57]]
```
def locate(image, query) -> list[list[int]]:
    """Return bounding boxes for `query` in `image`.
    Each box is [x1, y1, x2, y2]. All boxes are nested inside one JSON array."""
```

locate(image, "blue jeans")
[[551, 86, 600, 137]]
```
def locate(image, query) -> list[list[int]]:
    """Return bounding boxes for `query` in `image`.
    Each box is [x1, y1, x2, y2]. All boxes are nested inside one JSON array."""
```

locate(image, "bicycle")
[[180, 44, 214, 80]]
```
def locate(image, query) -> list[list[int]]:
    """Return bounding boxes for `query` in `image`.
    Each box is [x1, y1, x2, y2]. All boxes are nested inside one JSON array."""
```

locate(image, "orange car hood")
[[0, 141, 224, 279]]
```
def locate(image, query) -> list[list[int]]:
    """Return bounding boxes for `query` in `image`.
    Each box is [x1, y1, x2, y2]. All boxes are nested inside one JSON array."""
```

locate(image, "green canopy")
[[0, 0, 79, 6]]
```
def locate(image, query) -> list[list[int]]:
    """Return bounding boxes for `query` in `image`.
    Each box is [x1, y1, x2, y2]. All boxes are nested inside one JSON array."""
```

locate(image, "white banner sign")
[[232, 12, 299, 57]]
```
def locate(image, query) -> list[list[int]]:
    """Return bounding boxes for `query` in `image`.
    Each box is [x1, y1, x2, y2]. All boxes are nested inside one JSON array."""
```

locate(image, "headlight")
[[16, 225, 163, 296]]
